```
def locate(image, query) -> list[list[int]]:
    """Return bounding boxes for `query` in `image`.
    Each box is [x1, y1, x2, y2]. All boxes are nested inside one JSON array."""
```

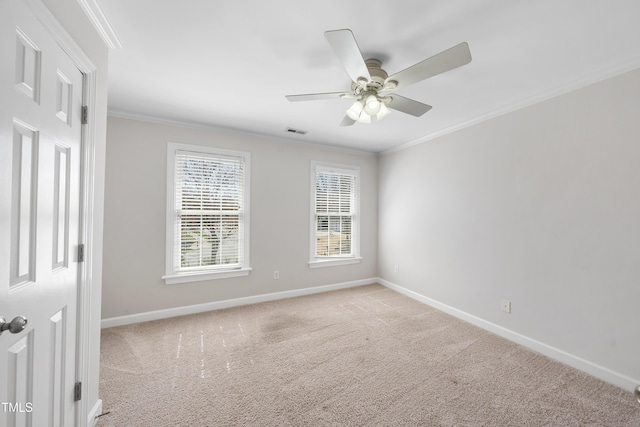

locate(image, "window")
[[164, 143, 251, 284], [309, 161, 361, 268]]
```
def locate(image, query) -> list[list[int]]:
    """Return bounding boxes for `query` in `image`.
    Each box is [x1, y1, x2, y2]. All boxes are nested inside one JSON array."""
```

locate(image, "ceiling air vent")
[[285, 127, 307, 135]]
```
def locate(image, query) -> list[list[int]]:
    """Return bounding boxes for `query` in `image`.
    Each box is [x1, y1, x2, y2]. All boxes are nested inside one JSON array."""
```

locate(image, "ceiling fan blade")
[[340, 115, 356, 126], [285, 92, 352, 102], [386, 94, 432, 117], [324, 29, 371, 83], [386, 42, 471, 90]]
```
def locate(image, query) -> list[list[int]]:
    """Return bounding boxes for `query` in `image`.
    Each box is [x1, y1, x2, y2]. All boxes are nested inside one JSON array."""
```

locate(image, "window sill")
[[308, 257, 362, 269], [162, 267, 252, 285]]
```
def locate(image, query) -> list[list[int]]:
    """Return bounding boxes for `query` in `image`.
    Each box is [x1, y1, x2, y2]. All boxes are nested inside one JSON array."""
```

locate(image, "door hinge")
[[74, 382, 82, 402], [81, 106, 88, 124], [78, 244, 85, 263]]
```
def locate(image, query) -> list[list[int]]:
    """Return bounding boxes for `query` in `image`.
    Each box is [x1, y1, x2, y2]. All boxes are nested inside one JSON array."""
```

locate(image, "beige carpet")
[[98, 284, 639, 426]]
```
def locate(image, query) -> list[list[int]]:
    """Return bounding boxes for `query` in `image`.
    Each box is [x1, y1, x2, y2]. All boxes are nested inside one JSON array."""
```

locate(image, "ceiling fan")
[[286, 29, 472, 125]]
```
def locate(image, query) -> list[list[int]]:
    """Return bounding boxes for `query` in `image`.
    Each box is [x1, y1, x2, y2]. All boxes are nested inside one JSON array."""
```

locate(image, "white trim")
[[383, 58, 640, 155], [313, 162, 361, 175], [75, 0, 122, 49], [162, 267, 252, 285], [164, 142, 251, 284], [308, 257, 362, 268], [107, 110, 378, 157], [87, 399, 103, 427], [377, 278, 640, 393], [25, 0, 96, 71], [76, 68, 98, 427], [102, 278, 376, 329]]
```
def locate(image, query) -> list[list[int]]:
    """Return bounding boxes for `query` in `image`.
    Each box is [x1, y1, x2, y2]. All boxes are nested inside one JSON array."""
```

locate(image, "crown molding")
[[76, 0, 121, 49], [107, 109, 378, 157], [383, 57, 640, 156]]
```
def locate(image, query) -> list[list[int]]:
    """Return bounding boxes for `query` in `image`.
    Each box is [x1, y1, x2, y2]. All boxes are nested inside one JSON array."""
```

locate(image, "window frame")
[[163, 142, 251, 284], [309, 161, 361, 268]]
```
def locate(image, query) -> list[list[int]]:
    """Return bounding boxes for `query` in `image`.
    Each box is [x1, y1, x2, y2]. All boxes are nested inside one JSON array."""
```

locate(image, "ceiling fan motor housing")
[[351, 59, 387, 92]]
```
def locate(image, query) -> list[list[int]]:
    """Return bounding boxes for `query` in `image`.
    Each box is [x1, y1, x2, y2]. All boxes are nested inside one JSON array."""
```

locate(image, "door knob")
[[0, 316, 28, 336]]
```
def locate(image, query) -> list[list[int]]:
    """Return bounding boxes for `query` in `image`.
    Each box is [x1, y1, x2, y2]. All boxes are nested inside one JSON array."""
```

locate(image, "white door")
[[0, 0, 84, 426]]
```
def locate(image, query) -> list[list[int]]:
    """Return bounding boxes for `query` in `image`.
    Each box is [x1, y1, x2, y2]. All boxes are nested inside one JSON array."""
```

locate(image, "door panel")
[[10, 121, 39, 287], [14, 27, 41, 103], [5, 333, 34, 427], [1, 1, 84, 426], [52, 144, 70, 270]]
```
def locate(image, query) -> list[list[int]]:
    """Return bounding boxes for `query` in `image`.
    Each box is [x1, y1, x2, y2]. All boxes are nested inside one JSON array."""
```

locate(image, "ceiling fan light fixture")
[[346, 99, 365, 120], [356, 112, 371, 124], [346, 93, 391, 124], [376, 102, 391, 121], [364, 94, 381, 115]]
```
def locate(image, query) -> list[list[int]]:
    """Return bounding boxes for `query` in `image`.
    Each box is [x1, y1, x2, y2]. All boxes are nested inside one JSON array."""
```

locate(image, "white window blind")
[[314, 167, 356, 258], [174, 150, 245, 270]]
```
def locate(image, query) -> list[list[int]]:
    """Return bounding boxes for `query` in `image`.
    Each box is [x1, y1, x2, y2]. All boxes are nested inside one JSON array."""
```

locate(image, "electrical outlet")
[[273, 270, 279, 280], [501, 300, 511, 313], [393, 265, 399, 274]]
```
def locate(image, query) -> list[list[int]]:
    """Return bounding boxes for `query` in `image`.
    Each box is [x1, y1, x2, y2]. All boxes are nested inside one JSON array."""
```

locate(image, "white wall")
[[102, 117, 378, 319], [378, 68, 640, 389]]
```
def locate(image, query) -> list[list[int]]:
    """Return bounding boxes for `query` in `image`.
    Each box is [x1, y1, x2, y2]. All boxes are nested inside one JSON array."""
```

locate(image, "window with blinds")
[[311, 163, 360, 263], [175, 150, 244, 269], [165, 143, 250, 283]]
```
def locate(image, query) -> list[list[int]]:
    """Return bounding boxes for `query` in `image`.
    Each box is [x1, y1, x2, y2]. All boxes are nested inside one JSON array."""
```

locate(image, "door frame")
[[23, 0, 100, 424]]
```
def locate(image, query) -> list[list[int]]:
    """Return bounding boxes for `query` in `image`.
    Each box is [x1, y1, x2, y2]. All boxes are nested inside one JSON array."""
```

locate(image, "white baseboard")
[[378, 278, 640, 393], [101, 278, 376, 329], [87, 399, 102, 427]]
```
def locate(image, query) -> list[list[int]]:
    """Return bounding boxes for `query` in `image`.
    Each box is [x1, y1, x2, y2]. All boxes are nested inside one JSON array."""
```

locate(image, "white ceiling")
[[100, 0, 640, 153]]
